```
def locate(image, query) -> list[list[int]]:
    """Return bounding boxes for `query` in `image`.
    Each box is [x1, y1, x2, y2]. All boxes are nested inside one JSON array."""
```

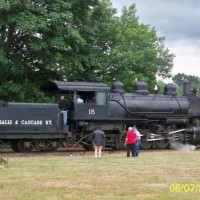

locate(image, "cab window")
[[76, 91, 95, 104], [75, 91, 107, 105], [96, 92, 106, 105]]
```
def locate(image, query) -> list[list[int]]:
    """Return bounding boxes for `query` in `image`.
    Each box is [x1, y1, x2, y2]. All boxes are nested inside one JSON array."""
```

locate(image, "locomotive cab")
[[40, 81, 110, 129]]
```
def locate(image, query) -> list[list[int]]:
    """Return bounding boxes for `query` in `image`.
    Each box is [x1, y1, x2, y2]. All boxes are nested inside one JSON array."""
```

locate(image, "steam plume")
[[170, 141, 196, 151]]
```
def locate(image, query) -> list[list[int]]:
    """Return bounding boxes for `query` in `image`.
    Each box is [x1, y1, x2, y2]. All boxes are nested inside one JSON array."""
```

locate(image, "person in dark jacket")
[[58, 95, 69, 125], [92, 126, 105, 159]]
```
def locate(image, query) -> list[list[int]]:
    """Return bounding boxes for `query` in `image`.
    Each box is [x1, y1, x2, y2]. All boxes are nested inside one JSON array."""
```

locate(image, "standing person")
[[92, 126, 105, 159], [58, 95, 69, 126], [76, 95, 84, 104], [133, 126, 141, 157], [125, 127, 136, 157]]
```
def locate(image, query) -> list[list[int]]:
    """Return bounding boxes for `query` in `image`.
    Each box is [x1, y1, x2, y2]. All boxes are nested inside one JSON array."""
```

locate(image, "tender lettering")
[[21, 120, 43, 125], [0, 119, 52, 126], [45, 120, 52, 125], [0, 120, 13, 125]]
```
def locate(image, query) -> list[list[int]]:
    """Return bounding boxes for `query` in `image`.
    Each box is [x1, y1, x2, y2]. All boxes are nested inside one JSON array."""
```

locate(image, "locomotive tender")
[[1, 80, 200, 152]]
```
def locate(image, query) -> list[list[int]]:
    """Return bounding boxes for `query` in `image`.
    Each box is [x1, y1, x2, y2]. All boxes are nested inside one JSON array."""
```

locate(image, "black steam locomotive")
[[1, 80, 200, 152]]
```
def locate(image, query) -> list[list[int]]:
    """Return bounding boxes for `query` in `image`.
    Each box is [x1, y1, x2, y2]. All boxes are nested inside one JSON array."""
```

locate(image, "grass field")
[[1, 150, 200, 200]]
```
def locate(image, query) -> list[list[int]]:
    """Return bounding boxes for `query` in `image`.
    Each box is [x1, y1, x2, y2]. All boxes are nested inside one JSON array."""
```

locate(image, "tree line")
[[172, 73, 200, 96], [0, 0, 174, 102]]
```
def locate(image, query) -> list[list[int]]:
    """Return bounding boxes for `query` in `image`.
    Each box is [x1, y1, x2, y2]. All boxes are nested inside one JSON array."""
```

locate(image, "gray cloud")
[[111, 0, 200, 77], [112, 0, 200, 41]]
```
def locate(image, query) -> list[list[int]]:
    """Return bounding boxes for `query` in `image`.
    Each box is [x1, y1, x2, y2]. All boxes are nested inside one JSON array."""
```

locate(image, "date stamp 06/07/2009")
[[169, 184, 200, 193]]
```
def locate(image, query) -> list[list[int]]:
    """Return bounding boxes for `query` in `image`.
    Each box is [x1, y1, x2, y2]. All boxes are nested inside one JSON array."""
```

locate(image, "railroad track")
[[1, 144, 199, 159], [0, 148, 187, 158]]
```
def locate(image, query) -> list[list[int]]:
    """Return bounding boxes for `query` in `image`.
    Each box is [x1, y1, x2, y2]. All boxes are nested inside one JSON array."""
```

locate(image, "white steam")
[[170, 141, 196, 151]]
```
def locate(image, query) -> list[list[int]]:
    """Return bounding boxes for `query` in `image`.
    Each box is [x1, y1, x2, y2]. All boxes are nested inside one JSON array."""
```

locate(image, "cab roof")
[[40, 81, 110, 93]]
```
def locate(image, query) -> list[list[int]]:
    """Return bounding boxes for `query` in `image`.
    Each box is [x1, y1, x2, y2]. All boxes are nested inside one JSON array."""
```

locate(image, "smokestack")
[[183, 81, 191, 96]]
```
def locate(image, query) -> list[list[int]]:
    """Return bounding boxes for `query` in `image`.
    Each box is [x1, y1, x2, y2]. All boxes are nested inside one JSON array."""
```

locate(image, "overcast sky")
[[111, 0, 200, 80]]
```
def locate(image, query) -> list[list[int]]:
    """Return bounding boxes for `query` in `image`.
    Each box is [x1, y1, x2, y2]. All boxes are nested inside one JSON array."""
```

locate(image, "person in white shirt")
[[77, 95, 84, 104], [133, 126, 141, 157]]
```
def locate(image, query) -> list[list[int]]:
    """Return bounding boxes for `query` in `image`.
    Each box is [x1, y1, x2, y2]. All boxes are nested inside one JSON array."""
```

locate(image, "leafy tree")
[[64, 0, 118, 82], [104, 4, 174, 91], [172, 73, 200, 96], [0, 0, 174, 101], [172, 73, 200, 87], [0, 0, 100, 101]]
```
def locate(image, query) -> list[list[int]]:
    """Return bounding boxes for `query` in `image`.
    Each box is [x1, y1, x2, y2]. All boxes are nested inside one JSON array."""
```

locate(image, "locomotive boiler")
[[1, 79, 200, 152]]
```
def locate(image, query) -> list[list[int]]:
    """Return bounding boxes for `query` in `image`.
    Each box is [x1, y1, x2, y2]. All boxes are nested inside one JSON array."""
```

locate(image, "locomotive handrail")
[[171, 95, 182, 112]]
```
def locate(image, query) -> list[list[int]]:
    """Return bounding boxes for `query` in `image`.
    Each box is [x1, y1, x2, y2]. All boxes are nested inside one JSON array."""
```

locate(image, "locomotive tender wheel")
[[44, 142, 59, 152], [51, 143, 59, 151], [155, 139, 170, 149], [17, 140, 28, 152], [37, 140, 59, 152], [11, 141, 20, 152], [140, 137, 153, 150]]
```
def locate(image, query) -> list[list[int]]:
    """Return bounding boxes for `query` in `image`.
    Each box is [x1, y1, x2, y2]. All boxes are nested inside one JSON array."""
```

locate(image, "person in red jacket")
[[125, 127, 136, 157]]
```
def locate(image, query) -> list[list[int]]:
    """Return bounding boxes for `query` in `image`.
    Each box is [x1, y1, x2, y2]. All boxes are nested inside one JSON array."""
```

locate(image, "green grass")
[[1, 150, 200, 200]]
